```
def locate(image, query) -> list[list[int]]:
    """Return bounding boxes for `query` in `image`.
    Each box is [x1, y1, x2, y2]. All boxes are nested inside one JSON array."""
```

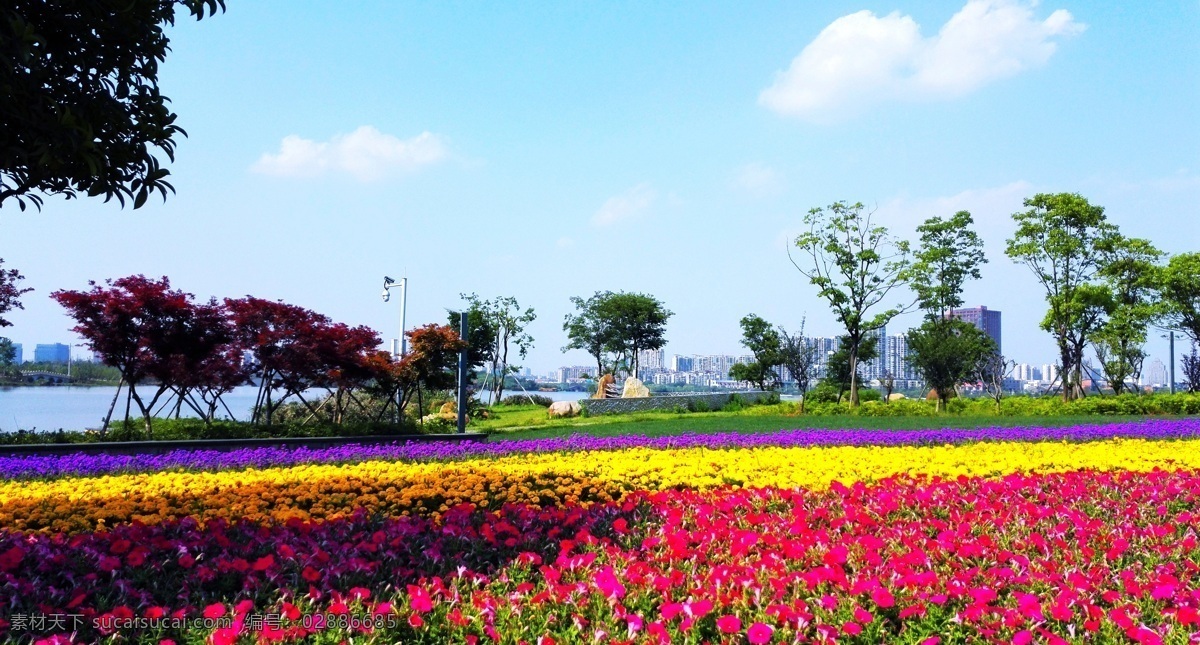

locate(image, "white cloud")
[[591, 183, 657, 227], [759, 0, 1084, 122], [733, 163, 785, 197], [252, 126, 448, 181]]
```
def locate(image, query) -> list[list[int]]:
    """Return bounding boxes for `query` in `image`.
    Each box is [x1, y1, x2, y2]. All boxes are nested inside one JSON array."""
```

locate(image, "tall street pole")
[[398, 277, 408, 358], [1170, 331, 1176, 394], [456, 311, 469, 434]]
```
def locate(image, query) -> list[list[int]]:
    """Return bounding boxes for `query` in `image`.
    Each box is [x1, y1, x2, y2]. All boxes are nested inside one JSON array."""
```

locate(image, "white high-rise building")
[[1145, 359, 1168, 387], [637, 348, 666, 370]]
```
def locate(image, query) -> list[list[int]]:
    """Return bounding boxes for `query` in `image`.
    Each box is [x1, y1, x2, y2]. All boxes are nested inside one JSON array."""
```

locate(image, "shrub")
[[858, 388, 882, 403], [501, 394, 555, 407]]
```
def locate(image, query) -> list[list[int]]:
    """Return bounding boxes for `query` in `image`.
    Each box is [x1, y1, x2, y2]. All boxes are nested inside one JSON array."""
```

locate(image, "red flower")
[[252, 554, 275, 571], [716, 615, 741, 634], [203, 603, 226, 619]]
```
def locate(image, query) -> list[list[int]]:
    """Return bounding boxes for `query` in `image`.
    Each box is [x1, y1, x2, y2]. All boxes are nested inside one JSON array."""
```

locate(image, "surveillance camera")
[[382, 290, 390, 302]]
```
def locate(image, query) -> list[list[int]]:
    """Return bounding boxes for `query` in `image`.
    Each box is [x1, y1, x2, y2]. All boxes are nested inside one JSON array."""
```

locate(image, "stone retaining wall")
[[579, 391, 774, 415]]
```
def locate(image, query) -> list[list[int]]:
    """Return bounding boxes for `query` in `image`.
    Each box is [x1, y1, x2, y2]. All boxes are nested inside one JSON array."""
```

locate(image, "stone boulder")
[[887, 393, 906, 402], [548, 400, 582, 418], [593, 374, 615, 399], [621, 377, 650, 398], [437, 401, 456, 419]]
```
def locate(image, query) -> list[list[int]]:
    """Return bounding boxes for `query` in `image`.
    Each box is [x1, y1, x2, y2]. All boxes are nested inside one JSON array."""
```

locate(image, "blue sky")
[[2, 0, 1197, 373]]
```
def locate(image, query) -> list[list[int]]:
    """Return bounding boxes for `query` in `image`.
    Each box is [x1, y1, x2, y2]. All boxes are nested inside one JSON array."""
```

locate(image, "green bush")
[[501, 394, 555, 407], [806, 384, 841, 404], [858, 388, 882, 403]]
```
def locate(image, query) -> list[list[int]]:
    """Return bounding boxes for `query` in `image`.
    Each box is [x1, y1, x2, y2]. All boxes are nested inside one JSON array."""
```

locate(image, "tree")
[[563, 292, 616, 379], [602, 292, 672, 378], [821, 335, 878, 403], [226, 297, 334, 426], [976, 352, 1016, 411], [1092, 237, 1163, 394], [447, 306, 496, 374], [0, 259, 32, 327], [1162, 253, 1200, 345], [458, 294, 535, 404], [729, 314, 783, 390], [1182, 343, 1200, 394], [778, 319, 818, 412], [0, 338, 15, 368], [908, 320, 995, 411], [563, 291, 672, 379], [908, 211, 986, 319], [906, 211, 994, 410], [1, 0, 225, 210], [1005, 193, 1119, 401], [52, 276, 226, 435], [880, 371, 896, 403], [792, 201, 910, 406]]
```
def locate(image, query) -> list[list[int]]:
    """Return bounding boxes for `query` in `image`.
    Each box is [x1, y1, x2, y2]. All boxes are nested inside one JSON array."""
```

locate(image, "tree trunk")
[[100, 378, 125, 437], [848, 351, 860, 407]]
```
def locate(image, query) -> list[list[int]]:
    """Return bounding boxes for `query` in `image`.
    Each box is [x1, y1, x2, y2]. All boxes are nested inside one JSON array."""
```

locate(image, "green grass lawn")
[[479, 403, 1168, 442]]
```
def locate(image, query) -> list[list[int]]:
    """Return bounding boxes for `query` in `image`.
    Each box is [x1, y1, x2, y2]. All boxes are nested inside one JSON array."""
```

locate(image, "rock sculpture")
[[593, 374, 615, 399], [622, 377, 650, 398]]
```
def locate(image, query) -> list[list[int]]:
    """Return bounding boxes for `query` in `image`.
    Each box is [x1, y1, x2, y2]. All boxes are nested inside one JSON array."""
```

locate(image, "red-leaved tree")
[[0, 259, 32, 328], [52, 276, 237, 435]]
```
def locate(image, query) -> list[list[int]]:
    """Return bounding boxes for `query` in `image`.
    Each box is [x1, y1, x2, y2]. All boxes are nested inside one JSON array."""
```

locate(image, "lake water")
[[0, 386, 588, 432]]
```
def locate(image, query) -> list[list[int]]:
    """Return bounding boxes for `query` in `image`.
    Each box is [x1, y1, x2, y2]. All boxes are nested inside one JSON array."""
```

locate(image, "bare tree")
[[778, 319, 819, 413], [977, 353, 1016, 411]]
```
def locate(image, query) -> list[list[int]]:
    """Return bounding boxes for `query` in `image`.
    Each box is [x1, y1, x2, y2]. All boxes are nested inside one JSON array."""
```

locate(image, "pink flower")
[[747, 622, 774, 644], [717, 615, 742, 634], [202, 603, 225, 619], [843, 622, 862, 636], [407, 585, 433, 613]]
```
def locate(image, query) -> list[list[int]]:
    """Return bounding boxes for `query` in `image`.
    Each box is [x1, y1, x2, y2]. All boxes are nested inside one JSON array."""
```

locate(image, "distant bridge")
[[19, 371, 75, 384]]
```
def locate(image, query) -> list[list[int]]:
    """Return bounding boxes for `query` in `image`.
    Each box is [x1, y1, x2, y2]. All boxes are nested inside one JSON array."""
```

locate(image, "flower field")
[[4, 419, 1200, 643]]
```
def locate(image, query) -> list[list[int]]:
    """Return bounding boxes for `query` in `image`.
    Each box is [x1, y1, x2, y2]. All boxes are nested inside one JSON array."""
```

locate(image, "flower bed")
[[3, 417, 1198, 480], [3, 421, 1200, 643]]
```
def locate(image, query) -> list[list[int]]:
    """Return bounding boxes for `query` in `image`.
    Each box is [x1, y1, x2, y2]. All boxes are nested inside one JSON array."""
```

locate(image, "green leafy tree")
[[0, 338, 15, 370], [1162, 253, 1200, 345], [729, 314, 783, 391], [778, 319, 818, 412], [563, 292, 617, 378], [1005, 193, 1119, 401], [908, 320, 995, 411], [447, 306, 497, 374], [792, 201, 910, 406], [563, 291, 672, 379], [1092, 237, 1163, 394], [1, 0, 225, 210], [820, 336, 878, 404], [908, 211, 986, 318], [458, 294, 535, 404], [906, 211, 994, 409]]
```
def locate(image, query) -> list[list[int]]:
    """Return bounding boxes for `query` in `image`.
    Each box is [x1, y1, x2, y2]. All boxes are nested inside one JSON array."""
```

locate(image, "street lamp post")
[[381, 277, 408, 358], [66, 343, 85, 380], [382, 277, 408, 426]]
